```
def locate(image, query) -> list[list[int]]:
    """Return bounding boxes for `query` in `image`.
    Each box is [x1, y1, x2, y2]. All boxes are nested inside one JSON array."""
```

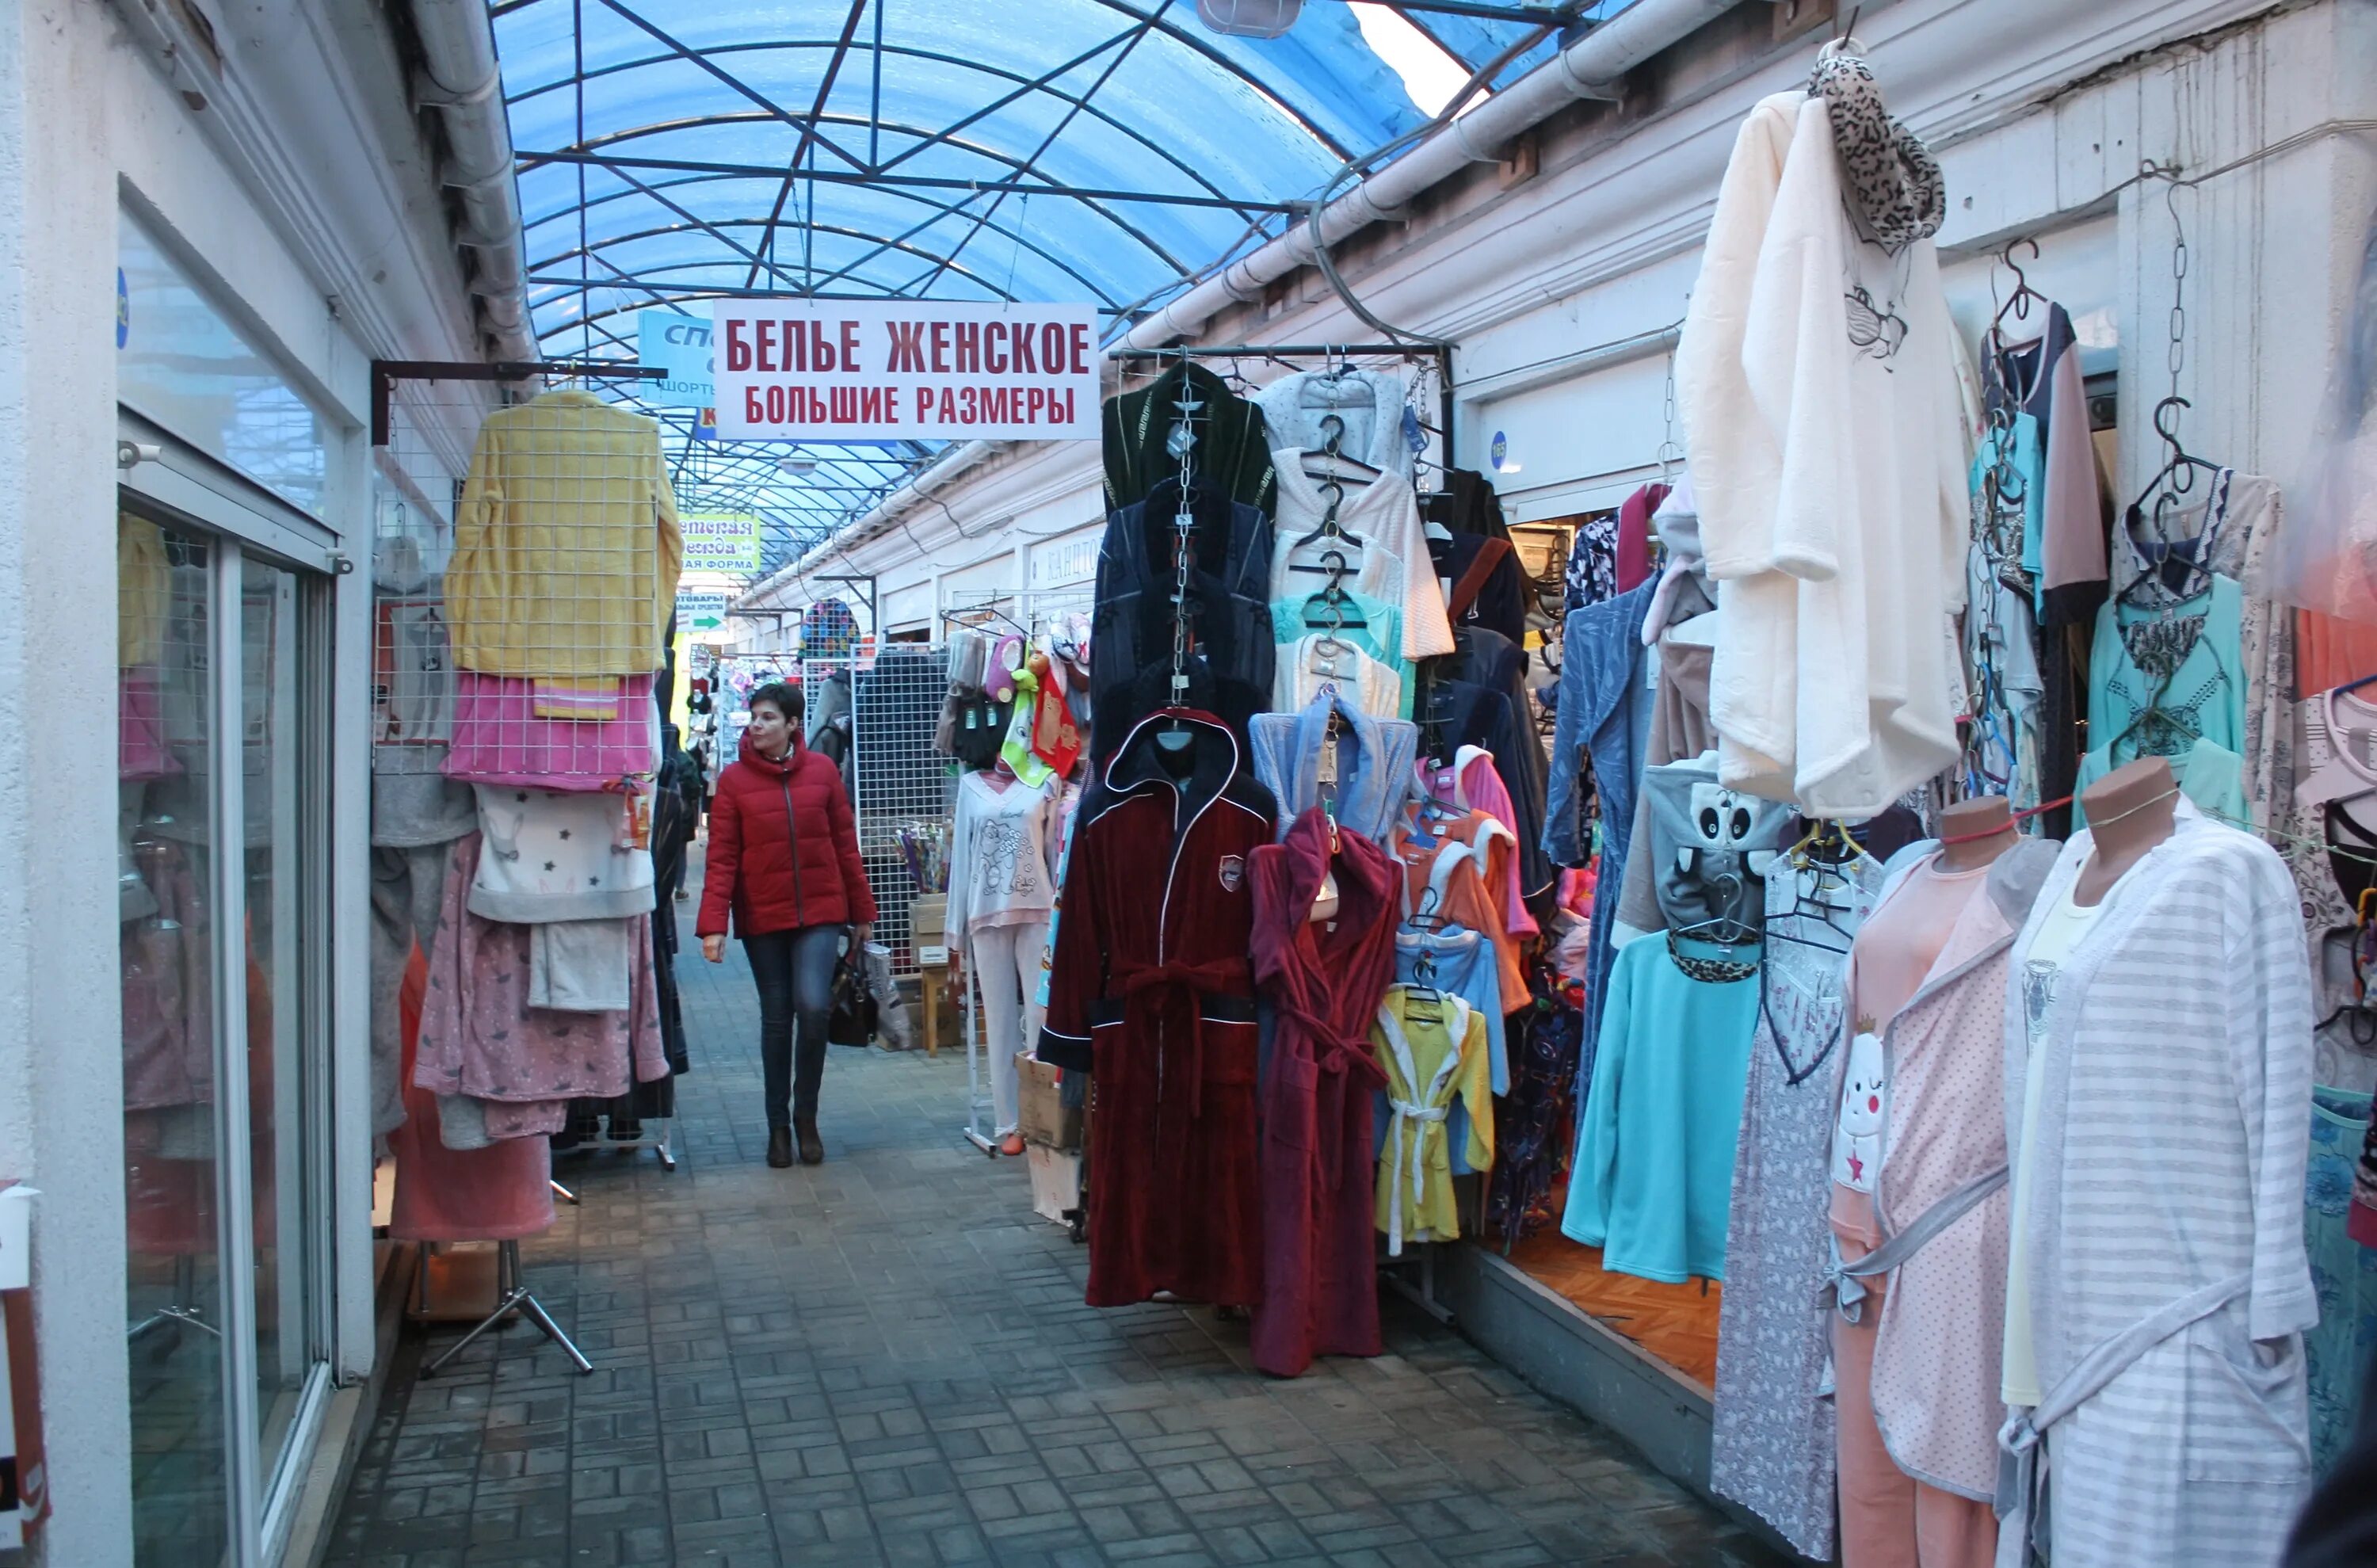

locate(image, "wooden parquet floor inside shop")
[[1500, 1236, 1724, 1390], [325, 853, 1784, 1568]]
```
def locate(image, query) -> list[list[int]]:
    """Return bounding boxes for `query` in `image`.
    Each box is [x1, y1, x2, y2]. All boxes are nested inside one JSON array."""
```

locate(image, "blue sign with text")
[[638, 311, 715, 410]]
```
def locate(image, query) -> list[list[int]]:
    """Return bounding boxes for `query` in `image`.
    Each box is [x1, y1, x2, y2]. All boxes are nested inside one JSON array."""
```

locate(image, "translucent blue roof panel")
[[487, 0, 1615, 569]]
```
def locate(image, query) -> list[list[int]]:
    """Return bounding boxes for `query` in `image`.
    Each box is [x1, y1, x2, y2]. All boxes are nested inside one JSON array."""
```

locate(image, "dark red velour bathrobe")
[[1249, 808, 1398, 1376], [1038, 710, 1278, 1309]]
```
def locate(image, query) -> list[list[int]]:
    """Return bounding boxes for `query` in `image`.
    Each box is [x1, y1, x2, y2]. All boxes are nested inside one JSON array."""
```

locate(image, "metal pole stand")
[[1379, 1242, 1456, 1326], [421, 1238, 594, 1377], [555, 1115, 677, 1172], [958, 963, 995, 1156]]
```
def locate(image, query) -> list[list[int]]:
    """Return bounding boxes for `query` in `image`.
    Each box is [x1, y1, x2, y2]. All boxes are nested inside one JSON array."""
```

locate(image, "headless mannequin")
[[2074, 756, 2178, 905], [1830, 800, 2016, 1567], [1935, 795, 2019, 873]]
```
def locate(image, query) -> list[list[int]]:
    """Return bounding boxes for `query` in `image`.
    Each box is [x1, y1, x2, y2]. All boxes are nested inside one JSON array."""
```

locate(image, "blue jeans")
[[744, 925, 844, 1127]]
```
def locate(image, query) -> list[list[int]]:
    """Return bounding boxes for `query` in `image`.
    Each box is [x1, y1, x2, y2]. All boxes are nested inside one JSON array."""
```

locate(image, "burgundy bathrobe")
[[1250, 809, 1398, 1375], [1040, 710, 1279, 1308]]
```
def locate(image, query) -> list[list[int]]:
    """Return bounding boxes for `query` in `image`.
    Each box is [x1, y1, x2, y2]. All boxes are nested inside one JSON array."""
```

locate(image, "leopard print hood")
[[1809, 43, 1944, 254]]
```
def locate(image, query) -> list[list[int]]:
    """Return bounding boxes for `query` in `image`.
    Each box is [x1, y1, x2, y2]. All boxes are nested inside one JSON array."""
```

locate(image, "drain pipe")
[[1122, 0, 1742, 349], [408, 0, 536, 362]]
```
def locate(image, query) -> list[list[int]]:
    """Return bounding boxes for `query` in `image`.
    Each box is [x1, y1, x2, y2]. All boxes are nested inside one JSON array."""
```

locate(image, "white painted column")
[[0, 2, 141, 1563]]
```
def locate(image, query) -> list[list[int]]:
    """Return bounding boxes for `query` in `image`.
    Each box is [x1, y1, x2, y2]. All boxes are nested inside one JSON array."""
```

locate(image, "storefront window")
[[116, 212, 329, 517]]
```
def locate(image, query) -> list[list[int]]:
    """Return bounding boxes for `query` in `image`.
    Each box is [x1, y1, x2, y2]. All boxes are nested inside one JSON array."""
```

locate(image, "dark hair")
[[747, 681, 804, 723]]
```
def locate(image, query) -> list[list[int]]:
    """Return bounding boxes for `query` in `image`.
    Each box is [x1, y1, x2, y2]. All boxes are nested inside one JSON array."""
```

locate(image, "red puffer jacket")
[[696, 731, 878, 937]]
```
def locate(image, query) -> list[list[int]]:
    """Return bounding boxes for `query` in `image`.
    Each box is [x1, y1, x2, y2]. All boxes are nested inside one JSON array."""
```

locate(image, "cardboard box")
[[1016, 1051, 1082, 1151], [909, 895, 948, 948], [1025, 1144, 1082, 1226]]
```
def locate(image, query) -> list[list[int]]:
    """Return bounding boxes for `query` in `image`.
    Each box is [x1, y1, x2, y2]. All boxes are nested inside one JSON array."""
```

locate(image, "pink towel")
[[444, 672, 655, 790]]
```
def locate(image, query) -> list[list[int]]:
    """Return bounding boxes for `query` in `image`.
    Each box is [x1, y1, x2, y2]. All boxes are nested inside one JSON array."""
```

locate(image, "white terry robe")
[[1681, 94, 1969, 817], [1257, 369, 1456, 662], [1999, 807, 2315, 1568], [1677, 93, 1799, 790]]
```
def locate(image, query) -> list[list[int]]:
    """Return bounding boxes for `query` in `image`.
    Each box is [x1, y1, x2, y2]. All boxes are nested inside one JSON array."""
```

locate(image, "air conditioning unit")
[[1197, 0, 1301, 39]]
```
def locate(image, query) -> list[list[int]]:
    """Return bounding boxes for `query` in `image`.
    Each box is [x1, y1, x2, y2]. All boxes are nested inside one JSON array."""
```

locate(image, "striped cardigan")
[[2001, 807, 2315, 1568]]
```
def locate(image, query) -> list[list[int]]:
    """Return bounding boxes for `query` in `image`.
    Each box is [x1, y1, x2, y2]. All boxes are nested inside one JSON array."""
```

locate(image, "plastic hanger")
[[2126, 397, 2224, 561], [1991, 237, 2048, 336], [1402, 949, 1444, 1024]]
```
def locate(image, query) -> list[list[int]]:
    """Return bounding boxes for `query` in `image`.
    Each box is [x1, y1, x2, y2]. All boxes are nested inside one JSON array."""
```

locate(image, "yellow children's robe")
[[1372, 987, 1493, 1253]]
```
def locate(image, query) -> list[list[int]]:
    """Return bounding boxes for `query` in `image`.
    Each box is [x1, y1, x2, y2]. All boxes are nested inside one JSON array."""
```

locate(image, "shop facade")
[[733, 0, 2377, 1544], [0, 2, 502, 1562]]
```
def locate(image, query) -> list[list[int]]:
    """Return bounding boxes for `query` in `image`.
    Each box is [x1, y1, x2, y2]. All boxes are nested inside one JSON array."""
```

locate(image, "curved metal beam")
[[749, 0, 872, 286], [529, 227, 1036, 310], [489, 0, 1362, 159], [587, 0, 872, 176], [525, 193, 1131, 308], [503, 38, 1254, 216], [525, 116, 1202, 275], [911, 0, 1166, 299], [1074, 0, 1358, 158]]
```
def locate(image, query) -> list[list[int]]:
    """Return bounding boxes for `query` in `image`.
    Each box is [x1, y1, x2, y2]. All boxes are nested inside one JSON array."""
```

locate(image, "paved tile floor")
[[328, 871, 1784, 1568]]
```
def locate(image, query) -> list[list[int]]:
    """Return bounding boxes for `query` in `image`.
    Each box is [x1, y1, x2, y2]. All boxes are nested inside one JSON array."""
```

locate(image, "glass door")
[[120, 509, 231, 1567], [120, 497, 334, 1567]]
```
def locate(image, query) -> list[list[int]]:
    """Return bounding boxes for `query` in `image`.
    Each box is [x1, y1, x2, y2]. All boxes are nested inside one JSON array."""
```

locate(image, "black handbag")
[[826, 949, 877, 1048]]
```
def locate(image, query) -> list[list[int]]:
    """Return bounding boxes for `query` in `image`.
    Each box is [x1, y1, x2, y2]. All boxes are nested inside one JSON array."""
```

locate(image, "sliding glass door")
[[119, 498, 334, 1567]]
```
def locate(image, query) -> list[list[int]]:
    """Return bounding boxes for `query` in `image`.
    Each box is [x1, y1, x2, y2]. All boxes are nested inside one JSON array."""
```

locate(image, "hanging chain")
[[2166, 183, 2189, 411], [1662, 345, 1679, 448], [1318, 411, 1347, 542], [1169, 369, 1200, 708]]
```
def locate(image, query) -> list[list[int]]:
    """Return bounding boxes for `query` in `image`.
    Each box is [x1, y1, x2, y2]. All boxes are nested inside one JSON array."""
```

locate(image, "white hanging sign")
[[711, 300, 1101, 441]]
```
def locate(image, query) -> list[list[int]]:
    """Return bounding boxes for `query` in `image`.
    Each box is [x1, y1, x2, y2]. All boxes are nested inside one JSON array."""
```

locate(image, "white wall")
[[0, 6, 133, 1558], [0, 2, 483, 1560]]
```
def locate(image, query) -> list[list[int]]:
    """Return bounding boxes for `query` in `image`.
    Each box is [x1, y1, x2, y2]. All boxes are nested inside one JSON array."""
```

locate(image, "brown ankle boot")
[[766, 1127, 794, 1169], [794, 1116, 824, 1166]]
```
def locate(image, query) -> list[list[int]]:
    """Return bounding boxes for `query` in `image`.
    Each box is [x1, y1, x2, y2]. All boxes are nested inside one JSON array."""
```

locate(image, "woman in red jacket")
[[697, 682, 877, 1167]]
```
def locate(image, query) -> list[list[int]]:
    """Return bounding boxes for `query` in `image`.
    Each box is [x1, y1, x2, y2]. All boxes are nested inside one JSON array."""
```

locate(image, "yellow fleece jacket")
[[448, 390, 682, 676]]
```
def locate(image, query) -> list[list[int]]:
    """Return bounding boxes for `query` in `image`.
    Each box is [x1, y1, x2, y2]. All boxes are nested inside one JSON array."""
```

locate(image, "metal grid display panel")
[[369, 392, 464, 777], [847, 645, 954, 977]]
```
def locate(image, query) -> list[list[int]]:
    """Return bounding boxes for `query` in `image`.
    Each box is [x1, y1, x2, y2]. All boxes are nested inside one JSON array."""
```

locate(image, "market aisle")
[[326, 861, 1780, 1568]]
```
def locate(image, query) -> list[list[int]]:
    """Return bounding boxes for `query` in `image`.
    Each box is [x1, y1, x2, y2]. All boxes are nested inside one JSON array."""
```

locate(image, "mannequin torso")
[[1936, 795, 2019, 873], [2074, 756, 2177, 904]]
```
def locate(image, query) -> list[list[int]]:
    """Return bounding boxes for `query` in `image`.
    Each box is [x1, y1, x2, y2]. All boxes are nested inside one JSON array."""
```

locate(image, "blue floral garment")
[[2306, 1086, 2377, 1475]]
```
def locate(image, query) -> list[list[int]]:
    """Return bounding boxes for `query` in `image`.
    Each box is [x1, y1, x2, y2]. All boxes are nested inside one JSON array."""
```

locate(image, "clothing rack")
[[1106, 341, 1458, 470], [368, 357, 668, 447]]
